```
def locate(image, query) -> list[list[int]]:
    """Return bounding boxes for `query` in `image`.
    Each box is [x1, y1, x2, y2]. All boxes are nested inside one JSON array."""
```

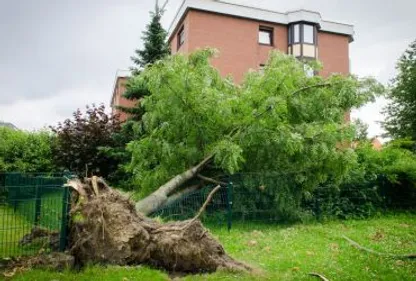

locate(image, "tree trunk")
[[135, 155, 213, 215]]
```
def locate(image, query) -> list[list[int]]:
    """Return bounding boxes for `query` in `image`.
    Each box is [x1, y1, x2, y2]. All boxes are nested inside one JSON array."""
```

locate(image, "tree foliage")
[[0, 127, 54, 173], [311, 139, 416, 219], [104, 7, 171, 188], [127, 49, 383, 196], [130, 8, 170, 77], [352, 119, 369, 141], [383, 40, 416, 141], [50, 104, 121, 178]]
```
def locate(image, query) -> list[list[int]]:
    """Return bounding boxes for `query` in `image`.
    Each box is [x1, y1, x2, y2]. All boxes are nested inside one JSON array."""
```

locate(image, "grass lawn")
[[6, 213, 416, 281]]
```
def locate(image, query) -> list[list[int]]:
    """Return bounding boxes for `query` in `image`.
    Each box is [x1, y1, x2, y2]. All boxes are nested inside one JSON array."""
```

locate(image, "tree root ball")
[[68, 181, 250, 273]]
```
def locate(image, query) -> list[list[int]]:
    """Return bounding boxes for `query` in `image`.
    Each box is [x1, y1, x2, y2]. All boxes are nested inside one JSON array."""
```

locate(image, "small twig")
[[343, 235, 416, 259], [309, 272, 330, 281], [197, 174, 227, 186]]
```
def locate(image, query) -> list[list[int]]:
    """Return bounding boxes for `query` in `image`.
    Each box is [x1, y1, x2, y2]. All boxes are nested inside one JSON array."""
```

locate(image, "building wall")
[[170, 14, 191, 55], [169, 10, 352, 121], [171, 10, 288, 83], [112, 77, 136, 122], [318, 31, 350, 77], [169, 10, 351, 83]]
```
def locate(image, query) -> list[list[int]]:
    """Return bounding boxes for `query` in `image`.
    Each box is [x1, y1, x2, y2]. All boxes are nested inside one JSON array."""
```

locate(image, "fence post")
[[226, 181, 233, 232], [34, 183, 42, 226], [59, 185, 71, 251]]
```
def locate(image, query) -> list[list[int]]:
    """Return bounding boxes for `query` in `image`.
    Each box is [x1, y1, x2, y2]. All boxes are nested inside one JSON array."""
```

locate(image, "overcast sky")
[[0, 0, 415, 137]]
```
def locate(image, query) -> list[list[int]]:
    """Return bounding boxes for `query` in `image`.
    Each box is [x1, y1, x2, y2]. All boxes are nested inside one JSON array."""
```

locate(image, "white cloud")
[[0, 87, 107, 131]]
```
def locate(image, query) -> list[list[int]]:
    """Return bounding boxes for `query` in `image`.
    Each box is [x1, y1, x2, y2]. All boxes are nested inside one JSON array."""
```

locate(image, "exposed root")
[[67, 178, 250, 273]]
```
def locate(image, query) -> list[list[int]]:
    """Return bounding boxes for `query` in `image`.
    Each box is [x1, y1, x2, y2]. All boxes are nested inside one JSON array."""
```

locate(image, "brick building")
[[111, 0, 354, 121]]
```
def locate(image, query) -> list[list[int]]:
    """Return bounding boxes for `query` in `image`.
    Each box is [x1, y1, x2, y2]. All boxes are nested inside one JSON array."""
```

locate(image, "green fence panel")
[[0, 172, 72, 258]]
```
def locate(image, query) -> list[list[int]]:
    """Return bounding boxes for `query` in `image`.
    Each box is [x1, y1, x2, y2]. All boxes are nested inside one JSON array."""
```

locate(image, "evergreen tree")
[[130, 7, 170, 75], [120, 1, 170, 114], [383, 40, 416, 141], [107, 2, 170, 188]]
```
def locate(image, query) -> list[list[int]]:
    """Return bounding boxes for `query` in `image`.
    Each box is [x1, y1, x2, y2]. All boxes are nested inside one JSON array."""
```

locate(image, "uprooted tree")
[[64, 177, 249, 272], [128, 49, 383, 215], [9, 50, 384, 274]]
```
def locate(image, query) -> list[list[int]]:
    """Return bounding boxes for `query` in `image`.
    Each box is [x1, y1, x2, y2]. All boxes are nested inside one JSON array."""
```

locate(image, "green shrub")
[[0, 127, 55, 173], [305, 141, 416, 220]]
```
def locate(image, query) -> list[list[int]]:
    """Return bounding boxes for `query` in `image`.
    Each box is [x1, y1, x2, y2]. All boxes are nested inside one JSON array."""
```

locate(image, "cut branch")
[[136, 155, 213, 215], [343, 235, 416, 259], [309, 272, 330, 281]]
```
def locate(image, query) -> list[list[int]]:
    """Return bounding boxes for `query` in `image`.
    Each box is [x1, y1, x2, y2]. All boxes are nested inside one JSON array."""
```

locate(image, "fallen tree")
[[128, 49, 383, 214], [65, 177, 249, 272]]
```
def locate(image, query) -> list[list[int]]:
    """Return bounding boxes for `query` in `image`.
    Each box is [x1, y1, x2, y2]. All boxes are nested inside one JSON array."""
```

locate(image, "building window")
[[258, 26, 273, 45], [303, 24, 314, 44], [177, 26, 185, 50], [289, 23, 315, 45], [293, 24, 300, 43]]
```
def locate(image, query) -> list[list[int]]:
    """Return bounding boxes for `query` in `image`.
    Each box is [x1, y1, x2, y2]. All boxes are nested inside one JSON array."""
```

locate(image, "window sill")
[[258, 43, 274, 47]]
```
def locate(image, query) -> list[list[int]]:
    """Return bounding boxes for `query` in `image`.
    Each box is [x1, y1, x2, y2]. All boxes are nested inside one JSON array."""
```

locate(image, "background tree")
[[51, 104, 121, 179], [383, 40, 416, 141], [353, 119, 369, 141], [128, 49, 383, 214], [105, 2, 171, 187]]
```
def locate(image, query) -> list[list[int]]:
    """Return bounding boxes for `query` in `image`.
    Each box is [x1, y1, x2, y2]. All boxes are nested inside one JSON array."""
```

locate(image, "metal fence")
[[0, 173, 71, 258], [151, 173, 416, 229]]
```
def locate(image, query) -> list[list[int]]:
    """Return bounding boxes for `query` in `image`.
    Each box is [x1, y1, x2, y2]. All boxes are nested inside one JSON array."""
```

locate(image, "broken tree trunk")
[[135, 155, 213, 215], [66, 178, 249, 273]]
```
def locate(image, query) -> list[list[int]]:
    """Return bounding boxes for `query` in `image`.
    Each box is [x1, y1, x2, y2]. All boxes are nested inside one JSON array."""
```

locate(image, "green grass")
[[9, 266, 170, 281], [6, 213, 416, 281]]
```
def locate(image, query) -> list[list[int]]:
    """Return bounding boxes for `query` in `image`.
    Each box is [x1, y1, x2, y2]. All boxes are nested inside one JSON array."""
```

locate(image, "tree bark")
[[135, 155, 213, 215]]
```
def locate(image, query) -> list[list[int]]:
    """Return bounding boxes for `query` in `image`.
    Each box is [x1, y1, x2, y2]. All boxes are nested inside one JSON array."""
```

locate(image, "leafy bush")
[[304, 141, 416, 219], [0, 127, 54, 173], [50, 104, 122, 179]]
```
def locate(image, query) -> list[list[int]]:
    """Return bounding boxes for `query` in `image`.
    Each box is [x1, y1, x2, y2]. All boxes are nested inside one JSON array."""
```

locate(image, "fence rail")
[[150, 173, 416, 229], [0, 173, 71, 258]]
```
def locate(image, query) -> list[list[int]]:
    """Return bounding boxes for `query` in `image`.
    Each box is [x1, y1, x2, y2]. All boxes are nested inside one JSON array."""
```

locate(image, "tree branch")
[[291, 82, 333, 96], [309, 273, 330, 281], [184, 185, 222, 229], [197, 174, 227, 186]]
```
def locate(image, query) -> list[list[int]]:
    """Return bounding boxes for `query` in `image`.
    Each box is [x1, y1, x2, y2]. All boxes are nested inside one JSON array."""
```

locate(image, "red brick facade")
[[112, 2, 354, 122], [111, 76, 136, 122], [170, 9, 351, 81]]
